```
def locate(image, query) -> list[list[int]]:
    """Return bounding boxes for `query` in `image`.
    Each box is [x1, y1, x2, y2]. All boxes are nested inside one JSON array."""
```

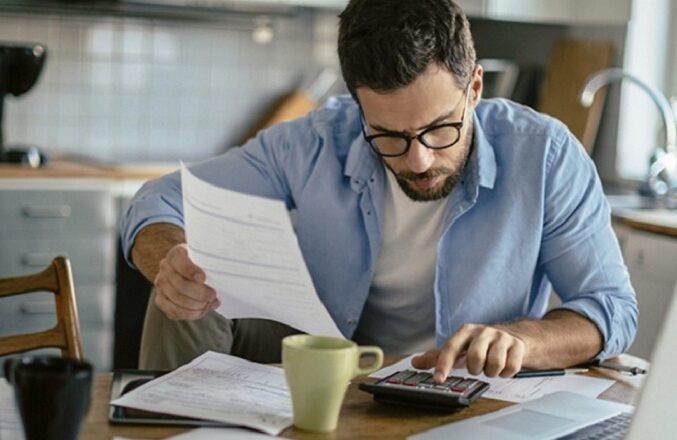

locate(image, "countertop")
[[607, 194, 677, 239], [0, 159, 177, 180]]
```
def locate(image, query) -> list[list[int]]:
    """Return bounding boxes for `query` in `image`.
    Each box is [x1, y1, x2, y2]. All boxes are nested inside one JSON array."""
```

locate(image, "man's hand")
[[131, 223, 219, 321], [412, 324, 526, 382], [411, 311, 604, 383], [153, 244, 220, 320]]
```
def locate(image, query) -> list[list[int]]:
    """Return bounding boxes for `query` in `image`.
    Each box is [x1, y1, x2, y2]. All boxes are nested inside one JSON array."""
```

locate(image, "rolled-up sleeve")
[[120, 170, 184, 267], [539, 127, 638, 359]]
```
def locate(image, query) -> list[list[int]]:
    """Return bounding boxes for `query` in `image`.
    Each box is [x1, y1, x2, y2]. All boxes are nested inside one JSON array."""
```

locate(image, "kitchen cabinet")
[[0, 162, 173, 371], [285, 0, 634, 23], [0, 0, 632, 23], [472, 0, 632, 25], [0, 185, 117, 370], [282, 0, 636, 23], [613, 222, 677, 359]]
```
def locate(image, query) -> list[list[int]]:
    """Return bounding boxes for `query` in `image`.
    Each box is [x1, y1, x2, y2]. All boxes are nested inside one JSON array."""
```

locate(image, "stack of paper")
[[111, 351, 292, 435]]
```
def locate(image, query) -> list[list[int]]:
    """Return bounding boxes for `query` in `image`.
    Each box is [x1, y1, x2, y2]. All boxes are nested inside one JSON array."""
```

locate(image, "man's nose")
[[406, 139, 434, 174]]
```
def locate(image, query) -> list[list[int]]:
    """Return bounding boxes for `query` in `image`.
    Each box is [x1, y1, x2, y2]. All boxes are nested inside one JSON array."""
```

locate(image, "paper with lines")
[[111, 351, 292, 435], [181, 163, 342, 337]]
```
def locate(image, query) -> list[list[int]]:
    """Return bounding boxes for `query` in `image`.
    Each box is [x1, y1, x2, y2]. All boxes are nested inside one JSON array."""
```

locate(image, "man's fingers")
[[411, 351, 440, 369], [154, 245, 218, 321], [500, 340, 526, 378], [434, 327, 474, 383], [483, 336, 511, 377], [437, 324, 528, 378], [166, 244, 205, 282], [465, 331, 492, 375], [154, 288, 209, 321], [207, 297, 221, 311], [164, 264, 216, 306]]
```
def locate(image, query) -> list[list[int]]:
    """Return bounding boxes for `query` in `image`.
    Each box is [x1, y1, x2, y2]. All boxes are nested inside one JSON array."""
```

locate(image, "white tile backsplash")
[[2, 10, 340, 163]]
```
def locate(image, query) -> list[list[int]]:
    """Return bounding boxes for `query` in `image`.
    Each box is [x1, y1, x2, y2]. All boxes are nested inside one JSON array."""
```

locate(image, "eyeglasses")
[[360, 88, 470, 158]]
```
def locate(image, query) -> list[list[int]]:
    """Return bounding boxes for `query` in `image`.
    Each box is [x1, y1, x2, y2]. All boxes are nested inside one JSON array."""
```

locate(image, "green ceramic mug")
[[282, 335, 383, 432]]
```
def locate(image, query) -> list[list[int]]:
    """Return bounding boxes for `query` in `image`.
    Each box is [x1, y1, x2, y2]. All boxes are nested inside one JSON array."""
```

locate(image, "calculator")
[[359, 370, 490, 412]]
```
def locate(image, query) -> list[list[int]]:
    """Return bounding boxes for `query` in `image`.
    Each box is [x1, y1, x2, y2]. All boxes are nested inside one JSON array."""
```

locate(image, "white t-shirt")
[[352, 169, 449, 354]]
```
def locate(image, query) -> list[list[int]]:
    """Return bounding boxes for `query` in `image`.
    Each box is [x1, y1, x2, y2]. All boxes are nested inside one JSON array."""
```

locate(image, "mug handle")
[[354, 346, 384, 377]]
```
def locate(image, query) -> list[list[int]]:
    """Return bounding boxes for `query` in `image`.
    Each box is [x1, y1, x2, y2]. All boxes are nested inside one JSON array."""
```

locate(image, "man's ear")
[[470, 64, 484, 104]]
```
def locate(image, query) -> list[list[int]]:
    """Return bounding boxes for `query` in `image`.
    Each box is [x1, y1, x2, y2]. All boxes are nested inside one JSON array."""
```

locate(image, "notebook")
[[409, 284, 677, 440]]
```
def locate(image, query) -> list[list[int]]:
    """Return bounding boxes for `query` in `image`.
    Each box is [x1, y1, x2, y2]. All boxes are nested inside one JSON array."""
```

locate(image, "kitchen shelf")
[[0, 0, 301, 22]]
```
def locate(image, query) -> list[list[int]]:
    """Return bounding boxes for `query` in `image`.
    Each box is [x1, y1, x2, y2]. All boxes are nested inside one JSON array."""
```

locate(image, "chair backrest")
[[0, 257, 83, 359]]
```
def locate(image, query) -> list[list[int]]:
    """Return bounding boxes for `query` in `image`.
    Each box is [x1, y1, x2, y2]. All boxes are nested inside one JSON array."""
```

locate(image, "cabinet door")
[[0, 190, 116, 234], [622, 229, 677, 359], [0, 236, 115, 284], [484, 0, 631, 24]]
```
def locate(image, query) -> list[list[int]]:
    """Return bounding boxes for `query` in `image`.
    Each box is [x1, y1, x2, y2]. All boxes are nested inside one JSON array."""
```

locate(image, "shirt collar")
[[471, 110, 497, 190]]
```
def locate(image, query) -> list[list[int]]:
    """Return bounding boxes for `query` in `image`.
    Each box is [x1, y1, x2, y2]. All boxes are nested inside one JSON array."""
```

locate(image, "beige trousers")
[[138, 290, 300, 370]]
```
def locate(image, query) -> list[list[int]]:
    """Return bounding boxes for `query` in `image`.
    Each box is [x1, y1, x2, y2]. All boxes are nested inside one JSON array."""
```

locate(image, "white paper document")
[[370, 354, 614, 403], [110, 351, 293, 435], [181, 164, 342, 337], [0, 381, 23, 440], [168, 427, 284, 439]]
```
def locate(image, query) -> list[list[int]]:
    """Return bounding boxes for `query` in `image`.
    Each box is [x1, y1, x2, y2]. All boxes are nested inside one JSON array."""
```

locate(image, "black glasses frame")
[[360, 89, 470, 158]]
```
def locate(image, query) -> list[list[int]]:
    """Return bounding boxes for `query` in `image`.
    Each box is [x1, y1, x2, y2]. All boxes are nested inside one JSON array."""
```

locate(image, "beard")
[[384, 139, 473, 202], [385, 164, 462, 201]]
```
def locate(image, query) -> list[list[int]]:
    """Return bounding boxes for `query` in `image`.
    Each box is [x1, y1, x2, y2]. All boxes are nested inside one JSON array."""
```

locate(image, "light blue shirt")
[[121, 97, 638, 360]]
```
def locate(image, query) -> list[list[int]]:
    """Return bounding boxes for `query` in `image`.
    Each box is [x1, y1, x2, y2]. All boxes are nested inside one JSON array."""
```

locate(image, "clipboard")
[[108, 369, 235, 427]]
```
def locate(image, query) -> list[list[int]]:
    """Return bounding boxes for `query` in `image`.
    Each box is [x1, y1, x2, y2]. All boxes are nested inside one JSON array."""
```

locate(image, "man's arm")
[[131, 223, 219, 320], [415, 127, 635, 382], [132, 222, 186, 282], [412, 309, 602, 381]]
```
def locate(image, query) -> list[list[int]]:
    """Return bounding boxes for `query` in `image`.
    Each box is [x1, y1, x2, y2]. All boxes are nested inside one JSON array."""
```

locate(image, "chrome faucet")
[[579, 68, 677, 200]]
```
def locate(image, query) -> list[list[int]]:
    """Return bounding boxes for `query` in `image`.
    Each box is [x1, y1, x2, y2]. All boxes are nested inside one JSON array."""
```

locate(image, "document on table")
[[114, 427, 284, 440], [0, 381, 23, 440], [181, 164, 342, 337], [110, 351, 293, 436], [370, 355, 614, 403]]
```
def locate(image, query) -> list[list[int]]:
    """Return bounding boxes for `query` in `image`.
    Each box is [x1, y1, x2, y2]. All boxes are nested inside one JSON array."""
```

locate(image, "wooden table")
[[80, 355, 647, 439]]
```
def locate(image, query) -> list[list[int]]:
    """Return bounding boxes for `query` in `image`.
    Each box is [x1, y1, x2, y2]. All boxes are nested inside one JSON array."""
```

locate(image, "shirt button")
[[346, 319, 356, 325]]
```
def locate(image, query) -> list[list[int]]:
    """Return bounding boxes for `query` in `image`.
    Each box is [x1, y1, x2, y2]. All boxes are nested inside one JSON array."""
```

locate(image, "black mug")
[[3, 355, 93, 440]]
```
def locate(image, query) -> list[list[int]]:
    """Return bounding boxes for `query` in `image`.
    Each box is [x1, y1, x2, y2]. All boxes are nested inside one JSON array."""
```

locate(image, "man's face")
[[357, 64, 482, 201]]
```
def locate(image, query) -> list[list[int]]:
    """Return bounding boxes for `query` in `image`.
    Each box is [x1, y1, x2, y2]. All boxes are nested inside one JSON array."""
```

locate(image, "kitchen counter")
[[0, 159, 178, 196], [606, 194, 677, 239], [612, 211, 677, 239], [0, 159, 177, 180]]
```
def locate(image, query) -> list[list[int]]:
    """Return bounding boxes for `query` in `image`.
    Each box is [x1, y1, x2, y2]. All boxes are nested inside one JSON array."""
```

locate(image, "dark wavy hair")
[[338, 0, 476, 99]]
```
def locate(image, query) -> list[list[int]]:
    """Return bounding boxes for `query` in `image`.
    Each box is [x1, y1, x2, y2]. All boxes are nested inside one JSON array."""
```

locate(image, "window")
[[616, 0, 675, 181]]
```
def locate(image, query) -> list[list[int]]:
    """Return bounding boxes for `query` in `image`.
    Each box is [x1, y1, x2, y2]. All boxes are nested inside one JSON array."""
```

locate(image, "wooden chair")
[[0, 256, 83, 359]]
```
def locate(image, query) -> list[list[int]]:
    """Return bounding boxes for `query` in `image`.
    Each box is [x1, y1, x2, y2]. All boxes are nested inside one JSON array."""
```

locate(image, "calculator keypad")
[[380, 370, 482, 397]]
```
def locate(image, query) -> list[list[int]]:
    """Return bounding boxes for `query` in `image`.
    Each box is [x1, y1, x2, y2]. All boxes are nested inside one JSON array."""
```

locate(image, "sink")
[[606, 194, 677, 229]]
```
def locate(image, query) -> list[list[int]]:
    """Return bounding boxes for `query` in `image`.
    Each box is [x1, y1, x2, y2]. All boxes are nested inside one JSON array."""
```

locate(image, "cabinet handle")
[[21, 205, 72, 218], [21, 253, 69, 267], [20, 300, 55, 315]]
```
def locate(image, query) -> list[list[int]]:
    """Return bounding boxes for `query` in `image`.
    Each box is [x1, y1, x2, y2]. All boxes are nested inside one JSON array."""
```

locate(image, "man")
[[122, 0, 637, 382]]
